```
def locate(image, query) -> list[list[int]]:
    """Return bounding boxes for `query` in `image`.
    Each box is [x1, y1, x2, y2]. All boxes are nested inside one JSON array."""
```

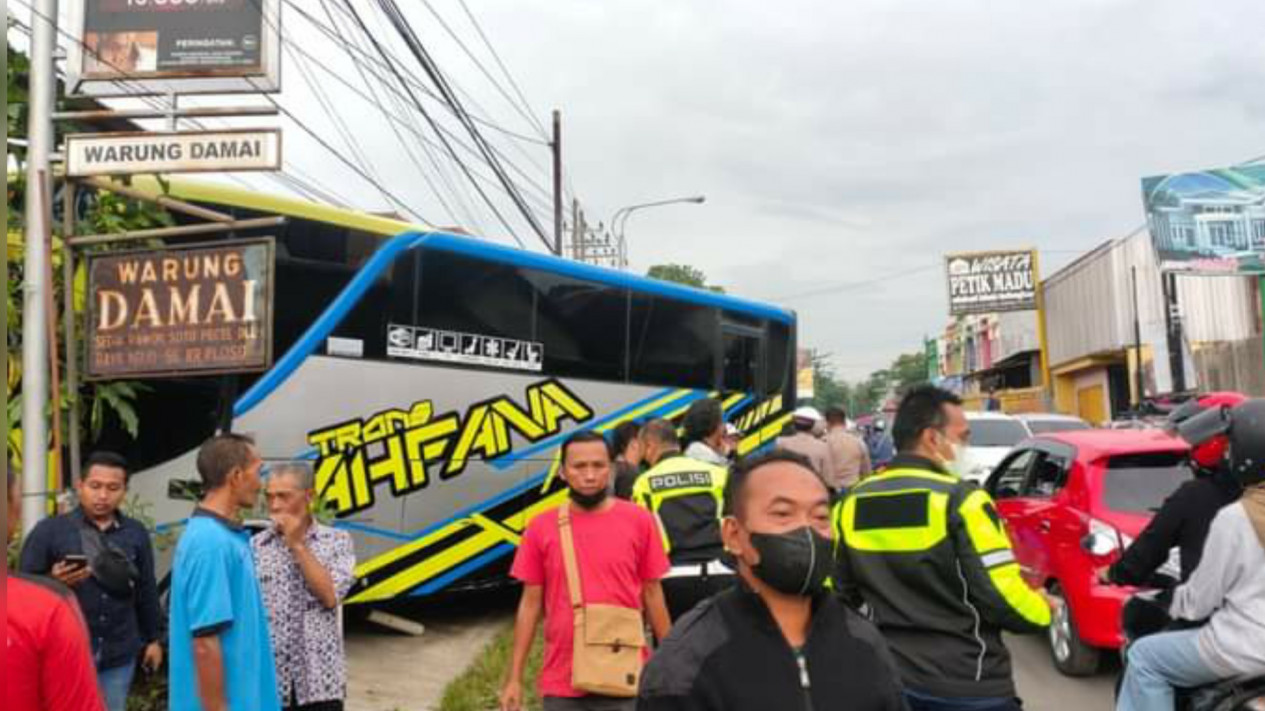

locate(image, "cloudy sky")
[[21, 0, 1264, 380]]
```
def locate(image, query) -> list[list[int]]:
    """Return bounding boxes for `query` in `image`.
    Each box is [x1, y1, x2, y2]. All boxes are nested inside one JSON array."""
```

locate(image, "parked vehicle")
[[961, 411, 1028, 482], [984, 429, 1193, 676], [1016, 412, 1092, 435]]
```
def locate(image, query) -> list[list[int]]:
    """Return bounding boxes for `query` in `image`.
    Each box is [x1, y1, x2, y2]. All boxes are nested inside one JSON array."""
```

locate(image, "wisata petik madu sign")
[[85, 239, 275, 379]]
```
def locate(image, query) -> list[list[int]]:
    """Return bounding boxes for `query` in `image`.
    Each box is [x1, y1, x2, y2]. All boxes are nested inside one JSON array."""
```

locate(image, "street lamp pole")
[[611, 195, 705, 269]]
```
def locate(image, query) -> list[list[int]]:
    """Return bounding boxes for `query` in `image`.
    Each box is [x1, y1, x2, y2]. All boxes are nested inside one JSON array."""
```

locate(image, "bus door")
[[721, 320, 765, 396]]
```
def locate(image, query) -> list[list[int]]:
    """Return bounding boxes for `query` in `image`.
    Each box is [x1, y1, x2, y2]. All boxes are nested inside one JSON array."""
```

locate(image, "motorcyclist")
[[1116, 398, 1265, 711], [1103, 392, 1248, 588]]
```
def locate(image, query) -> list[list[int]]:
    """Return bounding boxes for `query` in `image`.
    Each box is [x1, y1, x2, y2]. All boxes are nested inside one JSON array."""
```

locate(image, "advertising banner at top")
[[1141, 164, 1265, 275], [945, 250, 1037, 316], [68, 0, 282, 96]]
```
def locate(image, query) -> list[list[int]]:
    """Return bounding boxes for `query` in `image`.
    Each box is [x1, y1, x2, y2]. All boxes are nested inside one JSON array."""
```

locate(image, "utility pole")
[[22, 0, 59, 532], [1131, 266, 1145, 407], [551, 109, 562, 256], [1163, 272, 1187, 393]]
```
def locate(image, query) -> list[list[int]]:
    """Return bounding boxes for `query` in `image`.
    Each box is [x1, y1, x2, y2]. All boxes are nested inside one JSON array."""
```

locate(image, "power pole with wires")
[[552, 109, 563, 256], [21, 0, 58, 532]]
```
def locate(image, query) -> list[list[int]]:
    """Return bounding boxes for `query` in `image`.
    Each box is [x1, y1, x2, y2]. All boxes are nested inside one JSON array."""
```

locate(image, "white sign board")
[[387, 324, 543, 373], [66, 130, 281, 176], [945, 249, 1038, 316]]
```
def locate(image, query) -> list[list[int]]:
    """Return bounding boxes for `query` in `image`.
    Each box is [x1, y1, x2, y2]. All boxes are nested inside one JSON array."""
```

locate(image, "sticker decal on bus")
[[307, 378, 593, 517], [386, 323, 543, 372]]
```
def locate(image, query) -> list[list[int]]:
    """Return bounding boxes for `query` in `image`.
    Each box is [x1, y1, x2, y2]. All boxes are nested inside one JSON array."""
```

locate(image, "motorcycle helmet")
[[1227, 399, 1265, 488], [1167, 392, 1248, 472]]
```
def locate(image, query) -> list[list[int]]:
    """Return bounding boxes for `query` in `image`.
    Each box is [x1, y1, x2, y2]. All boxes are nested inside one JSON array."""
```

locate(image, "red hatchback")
[[984, 429, 1192, 676]]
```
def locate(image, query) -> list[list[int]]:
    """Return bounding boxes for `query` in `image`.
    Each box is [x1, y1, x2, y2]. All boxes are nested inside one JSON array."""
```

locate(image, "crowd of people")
[[7, 386, 1265, 711], [6, 434, 355, 711]]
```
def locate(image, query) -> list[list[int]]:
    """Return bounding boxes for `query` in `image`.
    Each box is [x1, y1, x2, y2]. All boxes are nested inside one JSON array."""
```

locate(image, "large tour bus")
[[117, 178, 797, 604]]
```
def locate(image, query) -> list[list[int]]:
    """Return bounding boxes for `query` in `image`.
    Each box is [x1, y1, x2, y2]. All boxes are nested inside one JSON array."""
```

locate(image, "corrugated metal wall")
[[1045, 231, 1259, 367]]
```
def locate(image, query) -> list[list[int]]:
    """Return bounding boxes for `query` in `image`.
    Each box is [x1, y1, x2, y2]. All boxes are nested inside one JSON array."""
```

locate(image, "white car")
[[961, 411, 1028, 483], [1015, 412, 1092, 436]]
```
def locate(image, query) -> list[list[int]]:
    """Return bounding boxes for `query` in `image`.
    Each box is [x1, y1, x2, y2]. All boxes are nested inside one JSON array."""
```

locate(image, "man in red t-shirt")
[[501, 431, 672, 711], [6, 464, 106, 711]]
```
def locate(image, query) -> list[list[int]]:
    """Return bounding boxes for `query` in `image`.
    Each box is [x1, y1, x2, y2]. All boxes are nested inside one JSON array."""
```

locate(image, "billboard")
[[68, 0, 282, 96], [945, 250, 1037, 316], [1141, 164, 1265, 275], [796, 348, 814, 401], [86, 239, 275, 379]]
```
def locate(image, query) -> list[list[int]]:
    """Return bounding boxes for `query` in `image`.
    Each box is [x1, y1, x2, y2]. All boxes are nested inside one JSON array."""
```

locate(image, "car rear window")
[[969, 420, 1027, 447], [1103, 453, 1192, 514], [1026, 419, 1091, 434]]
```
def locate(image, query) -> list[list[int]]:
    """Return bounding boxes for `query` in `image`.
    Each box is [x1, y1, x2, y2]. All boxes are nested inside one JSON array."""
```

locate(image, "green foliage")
[[439, 626, 544, 711], [813, 350, 930, 417], [7, 45, 165, 471], [646, 263, 725, 293]]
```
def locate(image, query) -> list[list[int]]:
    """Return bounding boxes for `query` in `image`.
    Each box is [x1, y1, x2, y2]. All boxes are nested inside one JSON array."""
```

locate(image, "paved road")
[[1009, 633, 1118, 711]]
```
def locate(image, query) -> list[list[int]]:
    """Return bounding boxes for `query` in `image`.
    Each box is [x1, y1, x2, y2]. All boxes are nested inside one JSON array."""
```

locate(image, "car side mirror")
[[1081, 531, 1119, 557]]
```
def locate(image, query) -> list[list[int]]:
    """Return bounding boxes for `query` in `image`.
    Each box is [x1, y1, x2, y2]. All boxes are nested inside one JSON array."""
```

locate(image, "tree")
[[646, 264, 725, 293]]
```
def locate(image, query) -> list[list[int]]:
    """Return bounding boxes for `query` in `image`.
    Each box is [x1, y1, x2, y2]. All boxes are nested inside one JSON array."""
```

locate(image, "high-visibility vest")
[[632, 454, 728, 564]]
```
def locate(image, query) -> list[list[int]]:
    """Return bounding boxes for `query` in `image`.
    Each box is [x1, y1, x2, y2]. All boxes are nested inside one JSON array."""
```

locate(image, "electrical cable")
[[372, 0, 552, 250], [455, 0, 549, 140], [339, 0, 531, 248]]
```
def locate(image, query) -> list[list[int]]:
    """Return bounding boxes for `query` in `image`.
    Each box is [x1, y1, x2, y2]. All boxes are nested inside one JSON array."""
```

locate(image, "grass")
[[438, 625, 545, 711]]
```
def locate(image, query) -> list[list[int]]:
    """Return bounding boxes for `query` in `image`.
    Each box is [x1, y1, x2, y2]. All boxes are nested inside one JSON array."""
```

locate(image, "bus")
[[116, 178, 797, 604]]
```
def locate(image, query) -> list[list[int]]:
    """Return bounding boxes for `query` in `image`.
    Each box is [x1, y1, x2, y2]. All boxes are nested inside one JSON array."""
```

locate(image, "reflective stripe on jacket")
[[632, 454, 728, 564], [832, 454, 1050, 699]]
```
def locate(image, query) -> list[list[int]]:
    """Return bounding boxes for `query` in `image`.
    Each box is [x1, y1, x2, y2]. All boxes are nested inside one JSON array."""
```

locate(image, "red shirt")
[[5, 574, 106, 711], [511, 500, 670, 698]]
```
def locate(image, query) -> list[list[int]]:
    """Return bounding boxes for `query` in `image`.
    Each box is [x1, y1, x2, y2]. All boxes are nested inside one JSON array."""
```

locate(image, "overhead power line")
[[455, 0, 550, 140]]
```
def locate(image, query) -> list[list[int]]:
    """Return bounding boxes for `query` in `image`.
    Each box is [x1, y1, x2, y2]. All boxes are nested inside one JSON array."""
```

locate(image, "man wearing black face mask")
[[502, 431, 671, 711], [637, 450, 908, 711]]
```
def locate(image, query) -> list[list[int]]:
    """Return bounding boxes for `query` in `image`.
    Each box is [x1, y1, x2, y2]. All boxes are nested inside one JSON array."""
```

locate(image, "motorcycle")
[[1118, 590, 1265, 711]]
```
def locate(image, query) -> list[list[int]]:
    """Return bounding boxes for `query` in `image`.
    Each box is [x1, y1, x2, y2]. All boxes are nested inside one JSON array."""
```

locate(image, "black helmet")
[[1227, 399, 1265, 488]]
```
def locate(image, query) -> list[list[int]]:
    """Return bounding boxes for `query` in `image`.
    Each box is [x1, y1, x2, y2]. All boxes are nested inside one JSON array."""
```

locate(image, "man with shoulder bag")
[[501, 431, 672, 711]]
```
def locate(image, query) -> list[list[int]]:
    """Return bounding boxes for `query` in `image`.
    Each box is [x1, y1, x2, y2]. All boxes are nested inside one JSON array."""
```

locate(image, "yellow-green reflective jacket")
[[831, 455, 1051, 699], [632, 454, 728, 565]]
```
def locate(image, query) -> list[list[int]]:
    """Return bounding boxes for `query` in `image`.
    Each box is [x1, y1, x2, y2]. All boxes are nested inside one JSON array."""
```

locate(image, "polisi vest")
[[831, 456, 1050, 699], [632, 454, 728, 565]]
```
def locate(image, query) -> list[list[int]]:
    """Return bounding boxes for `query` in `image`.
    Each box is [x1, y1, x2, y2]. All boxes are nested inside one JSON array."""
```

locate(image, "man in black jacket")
[[1105, 392, 1247, 587], [636, 450, 908, 711]]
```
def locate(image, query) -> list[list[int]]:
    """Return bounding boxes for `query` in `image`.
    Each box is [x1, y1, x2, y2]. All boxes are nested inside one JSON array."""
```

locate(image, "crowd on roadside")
[[7, 386, 1265, 711], [6, 435, 355, 711]]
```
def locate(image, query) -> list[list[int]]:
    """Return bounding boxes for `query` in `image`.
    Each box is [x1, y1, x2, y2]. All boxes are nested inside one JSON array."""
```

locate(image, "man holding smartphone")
[[20, 451, 163, 711]]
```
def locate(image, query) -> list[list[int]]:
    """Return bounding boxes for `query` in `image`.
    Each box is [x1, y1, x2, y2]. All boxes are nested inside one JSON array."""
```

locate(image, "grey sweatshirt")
[[1171, 502, 1265, 678]]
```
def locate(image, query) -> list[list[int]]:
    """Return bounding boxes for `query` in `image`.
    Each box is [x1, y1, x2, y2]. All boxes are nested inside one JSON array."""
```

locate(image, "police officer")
[[833, 385, 1052, 711], [633, 418, 735, 621]]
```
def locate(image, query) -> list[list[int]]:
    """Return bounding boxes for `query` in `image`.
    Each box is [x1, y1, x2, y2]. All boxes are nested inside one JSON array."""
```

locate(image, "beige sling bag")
[[557, 505, 646, 697]]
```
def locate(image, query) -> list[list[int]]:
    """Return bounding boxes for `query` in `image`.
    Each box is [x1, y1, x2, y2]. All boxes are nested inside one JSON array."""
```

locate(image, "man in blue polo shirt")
[[169, 433, 280, 711]]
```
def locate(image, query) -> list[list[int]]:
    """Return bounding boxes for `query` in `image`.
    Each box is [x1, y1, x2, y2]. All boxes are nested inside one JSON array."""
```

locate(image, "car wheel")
[[1047, 584, 1101, 677]]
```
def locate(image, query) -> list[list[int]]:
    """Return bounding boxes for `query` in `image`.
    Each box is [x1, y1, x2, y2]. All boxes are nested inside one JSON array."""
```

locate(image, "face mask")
[[747, 526, 834, 596], [938, 431, 968, 477], [569, 486, 609, 510]]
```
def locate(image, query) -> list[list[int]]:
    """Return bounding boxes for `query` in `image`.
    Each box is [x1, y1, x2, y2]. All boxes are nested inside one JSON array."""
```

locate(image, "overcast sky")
[[21, 0, 1265, 380]]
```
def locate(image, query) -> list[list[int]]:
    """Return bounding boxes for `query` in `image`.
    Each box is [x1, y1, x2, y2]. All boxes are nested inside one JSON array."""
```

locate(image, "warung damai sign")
[[66, 129, 281, 176], [945, 250, 1038, 315], [86, 239, 275, 379], [67, 0, 282, 96]]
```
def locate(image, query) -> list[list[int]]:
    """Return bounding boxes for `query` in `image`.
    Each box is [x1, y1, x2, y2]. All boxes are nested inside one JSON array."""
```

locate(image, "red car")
[[984, 429, 1192, 676]]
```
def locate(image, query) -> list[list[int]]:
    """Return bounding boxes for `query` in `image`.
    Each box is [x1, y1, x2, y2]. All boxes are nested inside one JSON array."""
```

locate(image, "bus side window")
[[629, 295, 716, 389], [765, 321, 792, 397], [526, 271, 627, 381], [722, 328, 762, 393], [416, 250, 535, 344]]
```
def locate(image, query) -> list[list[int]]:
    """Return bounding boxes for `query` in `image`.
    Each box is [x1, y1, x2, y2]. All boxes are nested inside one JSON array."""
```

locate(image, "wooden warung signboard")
[[65, 129, 282, 177], [86, 239, 275, 379]]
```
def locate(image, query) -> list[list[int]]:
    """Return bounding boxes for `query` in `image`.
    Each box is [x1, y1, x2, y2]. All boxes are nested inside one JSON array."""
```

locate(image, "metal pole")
[[63, 181, 82, 485], [40, 175, 64, 511], [22, 0, 58, 532], [1031, 249, 1053, 405], [1131, 266, 1145, 407], [1163, 272, 1187, 393], [552, 109, 563, 256]]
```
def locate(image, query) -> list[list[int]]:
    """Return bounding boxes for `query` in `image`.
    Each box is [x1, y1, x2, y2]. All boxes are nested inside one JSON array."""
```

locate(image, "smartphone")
[[61, 554, 89, 569]]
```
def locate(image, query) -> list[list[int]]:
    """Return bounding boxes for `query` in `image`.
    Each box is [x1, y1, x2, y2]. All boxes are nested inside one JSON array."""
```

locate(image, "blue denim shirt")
[[19, 507, 163, 670]]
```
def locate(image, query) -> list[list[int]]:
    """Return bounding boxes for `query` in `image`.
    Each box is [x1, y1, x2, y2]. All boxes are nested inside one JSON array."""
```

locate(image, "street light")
[[610, 195, 705, 268]]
